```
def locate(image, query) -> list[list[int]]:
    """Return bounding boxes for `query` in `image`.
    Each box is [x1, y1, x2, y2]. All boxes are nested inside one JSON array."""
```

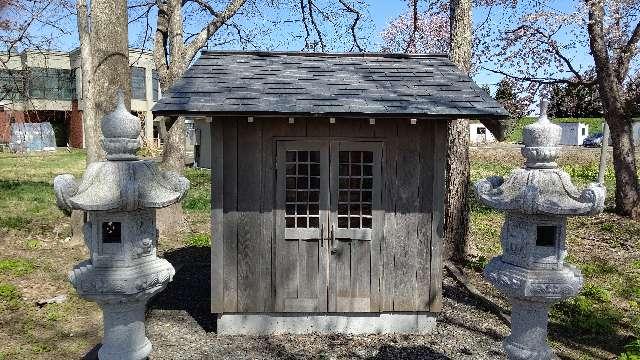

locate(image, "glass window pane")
[[296, 204, 307, 215], [338, 203, 348, 215], [363, 165, 372, 176], [297, 151, 308, 162], [363, 151, 373, 163], [286, 177, 296, 189], [351, 164, 361, 176], [297, 177, 308, 189], [338, 216, 348, 228], [286, 217, 295, 228], [309, 191, 319, 202], [362, 217, 372, 229], [350, 217, 360, 228], [310, 151, 320, 163], [286, 151, 296, 162], [362, 178, 372, 189], [298, 163, 308, 175], [286, 191, 296, 202], [310, 164, 320, 176], [297, 217, 307, 228], [362, 203, 372, 216], [362, 191, 372, 202], [309, 204, 319, 215], [339, 151, 349, 163], [310, 177, 320, 189], [350, 151, 361, 163], [297, 191, 308, 202], [286, 164, 296, 175], [286, 204, 295, 215], [309, 217, 319, 228]]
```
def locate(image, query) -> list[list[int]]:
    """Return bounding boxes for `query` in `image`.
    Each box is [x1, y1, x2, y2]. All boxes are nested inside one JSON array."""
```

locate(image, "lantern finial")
[[100, 90, 141, 160], [521, 98, 561, 169]]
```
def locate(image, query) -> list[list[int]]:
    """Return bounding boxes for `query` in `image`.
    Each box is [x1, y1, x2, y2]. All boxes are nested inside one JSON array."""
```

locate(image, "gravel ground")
[[146, 259, 509, 360]]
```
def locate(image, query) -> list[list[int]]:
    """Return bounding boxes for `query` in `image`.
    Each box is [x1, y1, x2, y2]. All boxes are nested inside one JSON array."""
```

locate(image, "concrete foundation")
[[216, 312, 437, 335]]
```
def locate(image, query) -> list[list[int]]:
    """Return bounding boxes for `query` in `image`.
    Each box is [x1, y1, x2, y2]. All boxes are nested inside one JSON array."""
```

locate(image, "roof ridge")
[[200, 50, 450, 59]]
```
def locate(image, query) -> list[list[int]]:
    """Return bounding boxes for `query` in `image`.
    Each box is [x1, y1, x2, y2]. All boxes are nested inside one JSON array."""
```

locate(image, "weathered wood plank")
[[354, 240, 371, 312], [298, 239, 319, 310], [370, 143, 383, 312], [336, 240, 351, 311], [393, 120, 421, 311], [261, 118, 276, 312], [329, 118, 374, 138], [273, 119, 309, 312], [222, 117, 238, 312], [211, 118, 224, 313], [416, 121, 434, 311], [430, 120, 447, 312], [375, 119, 398, 311], [236, 119, 263, 312]]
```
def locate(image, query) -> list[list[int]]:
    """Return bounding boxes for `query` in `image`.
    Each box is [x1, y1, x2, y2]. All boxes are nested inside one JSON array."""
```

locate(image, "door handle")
[[330, 224, 338, 254]]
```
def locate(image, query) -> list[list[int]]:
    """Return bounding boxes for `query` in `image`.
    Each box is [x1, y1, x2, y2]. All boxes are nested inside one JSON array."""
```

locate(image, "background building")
[[0, 49, 161, 148], [559, 122, 589, 146]]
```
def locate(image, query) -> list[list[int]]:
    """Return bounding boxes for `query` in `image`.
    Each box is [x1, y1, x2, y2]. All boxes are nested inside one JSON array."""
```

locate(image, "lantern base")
[[98, 301, 152, 360]]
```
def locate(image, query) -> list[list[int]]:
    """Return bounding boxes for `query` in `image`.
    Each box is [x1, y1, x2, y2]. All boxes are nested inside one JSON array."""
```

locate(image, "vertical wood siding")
[[211, 117, 446, 313]]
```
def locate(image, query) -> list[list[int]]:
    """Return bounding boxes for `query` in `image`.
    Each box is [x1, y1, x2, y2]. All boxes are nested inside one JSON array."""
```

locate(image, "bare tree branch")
[[338, 0, 363, 52], [183, 0, 246, 68]]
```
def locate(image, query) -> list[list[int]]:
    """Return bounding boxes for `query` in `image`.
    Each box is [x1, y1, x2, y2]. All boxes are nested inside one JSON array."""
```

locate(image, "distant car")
[[583, 133, 604, 147]]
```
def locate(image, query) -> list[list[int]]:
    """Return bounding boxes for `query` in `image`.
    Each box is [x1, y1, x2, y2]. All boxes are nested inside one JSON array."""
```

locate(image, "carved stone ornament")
[[474, 100, 605, 360], [53, 94, 189, 360]]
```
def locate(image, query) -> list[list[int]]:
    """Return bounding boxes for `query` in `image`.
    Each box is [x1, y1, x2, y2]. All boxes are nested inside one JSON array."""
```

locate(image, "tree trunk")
[[161, 116, 186, 172], [90, 0, 131, 153], [445, 0, 473, 262], [587, 0, 640, 218], [608, 114, 640, 217], [77, 0, 99, 165], [445, 119, 471, 260]]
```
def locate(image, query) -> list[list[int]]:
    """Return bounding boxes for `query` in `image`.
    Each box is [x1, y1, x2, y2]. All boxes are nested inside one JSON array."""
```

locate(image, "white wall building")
[[559, 122, 589, 146], [469, 122, 496, 144]]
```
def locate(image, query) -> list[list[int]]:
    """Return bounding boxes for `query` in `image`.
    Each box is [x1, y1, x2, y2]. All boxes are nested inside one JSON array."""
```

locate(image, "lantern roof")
[[54, 95, 189, 212], [474, 101, 605, 216]]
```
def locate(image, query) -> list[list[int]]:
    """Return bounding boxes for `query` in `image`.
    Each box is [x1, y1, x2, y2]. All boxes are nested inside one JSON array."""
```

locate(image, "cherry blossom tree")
[[477, 0, 640, 218], [381, 8, 449, 53]]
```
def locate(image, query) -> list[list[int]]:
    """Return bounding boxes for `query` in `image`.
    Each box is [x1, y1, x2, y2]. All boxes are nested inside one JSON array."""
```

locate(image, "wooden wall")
[[210, 116, 446, 314]]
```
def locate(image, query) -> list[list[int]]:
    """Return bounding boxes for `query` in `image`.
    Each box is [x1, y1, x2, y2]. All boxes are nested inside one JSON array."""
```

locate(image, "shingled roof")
[[152, 51, 509, 119]]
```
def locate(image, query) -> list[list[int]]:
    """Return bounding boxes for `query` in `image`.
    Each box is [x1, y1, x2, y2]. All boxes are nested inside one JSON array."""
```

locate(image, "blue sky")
[[45, 0, 594, 92]]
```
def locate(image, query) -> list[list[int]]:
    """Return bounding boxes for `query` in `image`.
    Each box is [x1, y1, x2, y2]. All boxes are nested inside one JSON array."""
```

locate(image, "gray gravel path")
[[146, 260, 509, 360]]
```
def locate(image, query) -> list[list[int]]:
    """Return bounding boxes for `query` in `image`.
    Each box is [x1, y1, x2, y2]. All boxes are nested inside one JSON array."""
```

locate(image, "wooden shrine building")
[[153, 51, 508, 334]]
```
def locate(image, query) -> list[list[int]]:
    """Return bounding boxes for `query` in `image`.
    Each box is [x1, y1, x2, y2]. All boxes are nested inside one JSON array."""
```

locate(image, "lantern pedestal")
[[99, 301, 151, 360], [504, 300, 553, 360]]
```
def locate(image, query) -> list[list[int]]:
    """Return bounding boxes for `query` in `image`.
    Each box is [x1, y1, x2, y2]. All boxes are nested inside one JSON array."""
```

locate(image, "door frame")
[[274, 138, 384, 313], [275, 140, 330, 312]]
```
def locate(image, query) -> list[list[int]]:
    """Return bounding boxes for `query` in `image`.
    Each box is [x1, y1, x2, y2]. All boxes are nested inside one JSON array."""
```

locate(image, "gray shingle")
[[153, 51, 509, 119]]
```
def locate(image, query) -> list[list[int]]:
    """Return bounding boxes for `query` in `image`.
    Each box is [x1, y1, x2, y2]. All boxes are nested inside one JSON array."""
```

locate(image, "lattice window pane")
[[284, 150, 321, 229], [338, 150, 374, 229]]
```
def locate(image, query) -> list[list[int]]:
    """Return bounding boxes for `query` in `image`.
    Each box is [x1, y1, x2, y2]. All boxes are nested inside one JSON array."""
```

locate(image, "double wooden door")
[[275, 140, 383, 313]]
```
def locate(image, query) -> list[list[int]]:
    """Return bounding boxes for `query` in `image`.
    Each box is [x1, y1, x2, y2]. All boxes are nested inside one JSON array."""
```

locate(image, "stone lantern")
[[475, 100, 605, 360], [53, 95, 189, 360]]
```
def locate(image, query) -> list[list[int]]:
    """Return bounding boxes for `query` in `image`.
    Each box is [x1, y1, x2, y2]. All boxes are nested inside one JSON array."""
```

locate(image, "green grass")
[[553, 284, 623, 335], [184, 233, 211, 247], [182, 168, 211, 213], [0, 283, 20, 302], [0, 258, 35, 276]]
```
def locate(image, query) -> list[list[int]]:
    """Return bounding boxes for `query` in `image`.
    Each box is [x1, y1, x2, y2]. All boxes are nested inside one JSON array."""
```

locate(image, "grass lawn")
[[0, 147, 638, 359]]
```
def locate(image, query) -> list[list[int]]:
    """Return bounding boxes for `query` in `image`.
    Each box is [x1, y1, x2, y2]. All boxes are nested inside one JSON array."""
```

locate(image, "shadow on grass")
[[148, 246, 215, 332]]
